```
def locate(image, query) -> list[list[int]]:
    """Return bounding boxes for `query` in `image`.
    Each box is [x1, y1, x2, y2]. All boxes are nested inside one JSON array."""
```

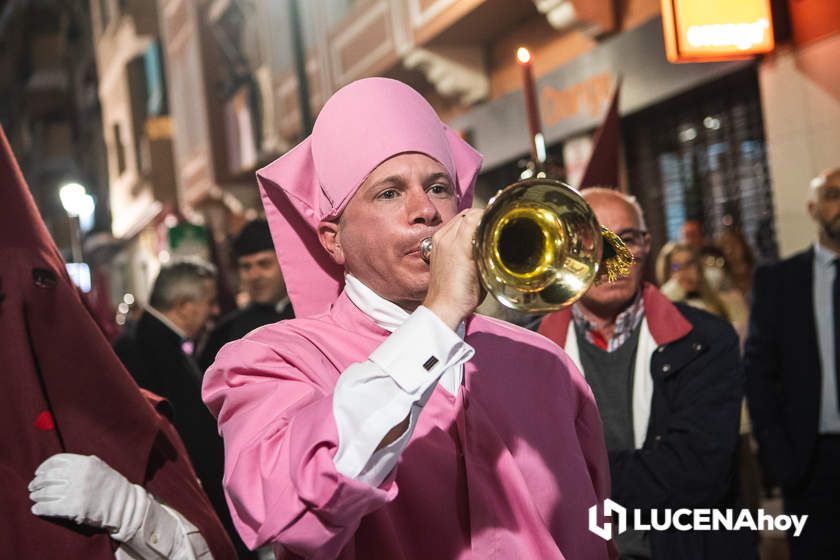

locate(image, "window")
[[624, 67, 778, 263]]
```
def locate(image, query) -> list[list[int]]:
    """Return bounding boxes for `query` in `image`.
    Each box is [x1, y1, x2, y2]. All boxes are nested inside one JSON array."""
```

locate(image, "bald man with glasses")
[[540, 188, 754, 560]]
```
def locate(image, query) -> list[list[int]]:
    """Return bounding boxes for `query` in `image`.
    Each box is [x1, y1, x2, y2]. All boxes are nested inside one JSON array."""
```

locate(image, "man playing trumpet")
[[203, 78, 615, 559]]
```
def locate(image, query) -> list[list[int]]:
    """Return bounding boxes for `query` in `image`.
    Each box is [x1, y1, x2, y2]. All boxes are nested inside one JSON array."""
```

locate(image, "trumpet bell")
[[476, 179, 616, 312]]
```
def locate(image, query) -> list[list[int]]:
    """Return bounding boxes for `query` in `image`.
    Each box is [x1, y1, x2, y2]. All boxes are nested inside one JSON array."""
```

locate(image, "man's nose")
[[406, 188, 440, 225]]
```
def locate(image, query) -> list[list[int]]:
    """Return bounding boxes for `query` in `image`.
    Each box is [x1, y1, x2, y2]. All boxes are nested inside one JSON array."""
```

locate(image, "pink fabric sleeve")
[[203, 337, 398, 557], [563, 353, 619, 560]]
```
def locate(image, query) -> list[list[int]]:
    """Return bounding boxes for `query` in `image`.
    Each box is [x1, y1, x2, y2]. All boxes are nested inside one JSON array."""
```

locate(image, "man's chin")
[[402, 279, 430, 306]]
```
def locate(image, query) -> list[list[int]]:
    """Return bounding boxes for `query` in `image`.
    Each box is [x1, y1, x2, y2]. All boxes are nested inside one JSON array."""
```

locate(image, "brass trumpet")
[[420, 178, 632, 313]]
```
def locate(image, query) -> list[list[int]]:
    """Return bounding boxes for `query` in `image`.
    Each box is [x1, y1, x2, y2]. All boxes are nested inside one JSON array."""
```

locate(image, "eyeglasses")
[[670, 260, 697, 272], [615, 228, 650, 251]]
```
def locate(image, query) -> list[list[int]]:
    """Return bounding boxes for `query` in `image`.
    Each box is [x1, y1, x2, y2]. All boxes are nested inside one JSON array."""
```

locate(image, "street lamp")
[[59, 181, 95, 263]]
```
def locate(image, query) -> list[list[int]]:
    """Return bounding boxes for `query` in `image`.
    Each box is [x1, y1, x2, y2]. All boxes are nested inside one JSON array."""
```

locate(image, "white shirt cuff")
[[116, 499, 211, 560], [369, 306, 472, 392], [333, 306, 474, 485]]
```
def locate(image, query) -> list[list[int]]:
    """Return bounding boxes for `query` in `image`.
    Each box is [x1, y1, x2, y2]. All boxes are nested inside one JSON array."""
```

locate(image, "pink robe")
[[204, 292, 614, 559]]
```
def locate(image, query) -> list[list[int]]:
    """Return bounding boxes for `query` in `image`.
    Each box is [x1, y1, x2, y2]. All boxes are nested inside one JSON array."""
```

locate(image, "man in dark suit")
[[198, 219, 294, 371], [114, 258, 256, 557], [745, 167, 840, 558]]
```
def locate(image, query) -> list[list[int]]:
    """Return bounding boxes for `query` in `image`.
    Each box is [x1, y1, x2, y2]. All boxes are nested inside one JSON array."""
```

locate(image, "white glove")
[[29, 453, 149, 540], [30, 453, 211, 559]]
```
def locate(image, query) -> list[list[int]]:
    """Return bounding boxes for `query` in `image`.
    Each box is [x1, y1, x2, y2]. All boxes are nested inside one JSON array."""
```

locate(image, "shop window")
[[624, 67, 778, 263]]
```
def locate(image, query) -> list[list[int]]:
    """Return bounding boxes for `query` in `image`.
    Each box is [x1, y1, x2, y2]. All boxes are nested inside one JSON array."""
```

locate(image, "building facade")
[[91, 0, 179, 305], [148, 0, 839, 266], [1, 1, 107, 255]]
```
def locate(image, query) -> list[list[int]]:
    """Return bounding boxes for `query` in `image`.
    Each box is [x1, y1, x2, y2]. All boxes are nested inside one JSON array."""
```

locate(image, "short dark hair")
[[149, 257, 216, 311]]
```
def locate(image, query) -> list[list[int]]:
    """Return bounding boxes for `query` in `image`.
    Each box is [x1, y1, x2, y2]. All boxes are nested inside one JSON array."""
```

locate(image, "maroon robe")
[[0, 125, 236, 559]]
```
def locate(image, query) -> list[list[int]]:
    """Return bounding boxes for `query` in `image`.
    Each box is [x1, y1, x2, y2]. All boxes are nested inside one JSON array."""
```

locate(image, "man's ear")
[[317, 220, 345, 266], [808, 200, 817, 220]]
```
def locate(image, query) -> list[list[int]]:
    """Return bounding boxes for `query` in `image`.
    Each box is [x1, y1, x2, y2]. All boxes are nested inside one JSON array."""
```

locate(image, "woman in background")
[[715, 228, 756, 299]]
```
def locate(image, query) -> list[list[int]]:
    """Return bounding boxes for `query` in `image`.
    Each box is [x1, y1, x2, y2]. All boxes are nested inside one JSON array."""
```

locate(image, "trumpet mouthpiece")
[[419, 237, 433, 263]]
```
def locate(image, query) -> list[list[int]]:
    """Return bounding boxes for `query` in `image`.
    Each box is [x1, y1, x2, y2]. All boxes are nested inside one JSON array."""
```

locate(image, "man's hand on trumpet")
[[422, 208, 485, 330]]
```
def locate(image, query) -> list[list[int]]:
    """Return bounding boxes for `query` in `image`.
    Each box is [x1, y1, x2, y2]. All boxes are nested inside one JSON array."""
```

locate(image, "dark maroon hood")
[[0, 125, 235, 558]]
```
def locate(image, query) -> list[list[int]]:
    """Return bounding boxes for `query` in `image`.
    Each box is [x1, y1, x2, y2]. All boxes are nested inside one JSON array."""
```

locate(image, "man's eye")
[[379, 189, 398, 200], [429, 184, 451, 195]]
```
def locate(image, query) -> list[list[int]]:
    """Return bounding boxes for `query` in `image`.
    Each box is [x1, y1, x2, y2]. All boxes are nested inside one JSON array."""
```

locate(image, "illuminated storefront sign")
[[661, 0, 775, 63]]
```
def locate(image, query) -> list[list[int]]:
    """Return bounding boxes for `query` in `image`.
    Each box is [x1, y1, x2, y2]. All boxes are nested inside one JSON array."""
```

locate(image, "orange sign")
[[661, 0, 775, 63]]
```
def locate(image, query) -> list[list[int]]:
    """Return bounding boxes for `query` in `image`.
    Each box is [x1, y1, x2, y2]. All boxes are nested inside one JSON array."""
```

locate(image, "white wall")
[[760, 33, 840, 257]]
